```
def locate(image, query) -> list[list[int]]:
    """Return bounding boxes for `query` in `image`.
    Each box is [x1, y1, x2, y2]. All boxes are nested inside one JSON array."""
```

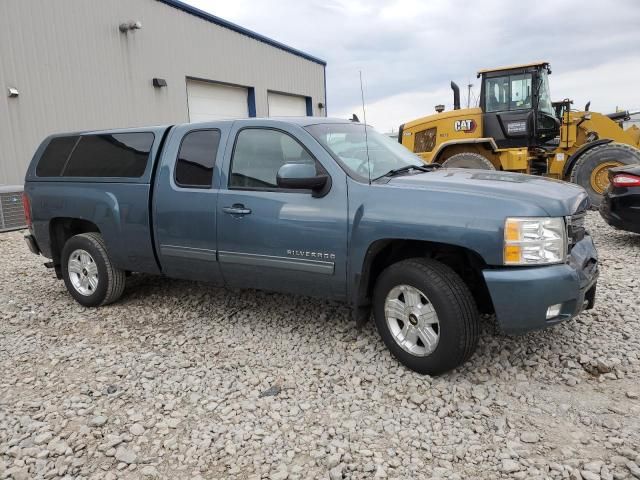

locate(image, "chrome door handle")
[[223, 204, 252, 215]]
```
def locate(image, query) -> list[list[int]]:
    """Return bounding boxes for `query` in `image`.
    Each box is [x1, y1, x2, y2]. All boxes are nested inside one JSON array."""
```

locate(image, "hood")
[[385, 168, 589, 216]]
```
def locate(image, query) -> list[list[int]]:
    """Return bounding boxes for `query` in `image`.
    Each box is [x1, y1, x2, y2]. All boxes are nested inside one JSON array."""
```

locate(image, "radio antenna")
[[359, 70, 371, 184]]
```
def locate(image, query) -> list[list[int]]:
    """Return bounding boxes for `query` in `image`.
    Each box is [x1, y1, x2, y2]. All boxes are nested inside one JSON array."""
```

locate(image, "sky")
[[184, 0, 640, 132]]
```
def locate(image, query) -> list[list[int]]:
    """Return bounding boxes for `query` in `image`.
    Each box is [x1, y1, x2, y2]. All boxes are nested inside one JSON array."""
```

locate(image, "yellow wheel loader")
[[398, 62, 640, 206]]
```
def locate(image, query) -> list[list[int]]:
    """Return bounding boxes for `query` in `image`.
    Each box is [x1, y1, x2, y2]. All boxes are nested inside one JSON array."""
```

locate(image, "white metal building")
[[0, 0, 327, 185]]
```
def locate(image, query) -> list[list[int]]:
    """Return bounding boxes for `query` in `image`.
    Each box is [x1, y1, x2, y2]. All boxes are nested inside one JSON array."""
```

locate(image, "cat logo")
[[454, 119, 477, 133]]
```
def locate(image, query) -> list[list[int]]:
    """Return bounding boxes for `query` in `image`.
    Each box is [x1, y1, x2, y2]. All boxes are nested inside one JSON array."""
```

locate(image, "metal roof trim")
[[477, 61, 550, 75], [155, 0, 327, 66]]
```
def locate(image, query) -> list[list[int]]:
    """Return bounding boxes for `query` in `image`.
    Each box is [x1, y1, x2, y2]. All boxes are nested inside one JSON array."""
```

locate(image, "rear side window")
[[63, 133, 155, 177], [36, 136, 80, 176], [175, 130, 221, 188]]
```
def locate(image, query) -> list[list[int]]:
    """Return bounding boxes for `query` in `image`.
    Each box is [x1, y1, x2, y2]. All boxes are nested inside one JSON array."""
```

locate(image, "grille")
[[0, 186, 26, 232], [567, 210, 586, 250], [413, 127, 437, 153]]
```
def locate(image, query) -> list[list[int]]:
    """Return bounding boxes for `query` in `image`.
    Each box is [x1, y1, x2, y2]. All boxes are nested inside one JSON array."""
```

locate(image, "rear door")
[[153, 123, 231, 283], [216, 121, 349, 299]]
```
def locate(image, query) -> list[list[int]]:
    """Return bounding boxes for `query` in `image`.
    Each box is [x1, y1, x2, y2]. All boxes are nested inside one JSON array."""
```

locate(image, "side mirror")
[[276, 163, 329, 194]]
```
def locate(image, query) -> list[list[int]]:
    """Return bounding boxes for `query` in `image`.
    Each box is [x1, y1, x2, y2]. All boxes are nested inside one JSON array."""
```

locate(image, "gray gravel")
[[1, 212, 639, 479]]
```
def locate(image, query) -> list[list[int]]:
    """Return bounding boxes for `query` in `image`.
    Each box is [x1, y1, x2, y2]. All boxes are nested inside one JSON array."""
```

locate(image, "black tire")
[[569, 142, 640, 207], [441, 152, 496, 170], [61, 232, 126, 307], [372, 258, 479, 375]]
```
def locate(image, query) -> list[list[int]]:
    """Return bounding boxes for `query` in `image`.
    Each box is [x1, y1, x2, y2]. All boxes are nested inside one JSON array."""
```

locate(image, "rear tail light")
[[611, 173, 640, 188], [22, 192, 32, 228]]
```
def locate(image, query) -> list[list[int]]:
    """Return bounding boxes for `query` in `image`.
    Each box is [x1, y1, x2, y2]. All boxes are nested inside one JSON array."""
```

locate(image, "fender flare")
[[432, 138, 499, 163], [561, 139, 613, 178]]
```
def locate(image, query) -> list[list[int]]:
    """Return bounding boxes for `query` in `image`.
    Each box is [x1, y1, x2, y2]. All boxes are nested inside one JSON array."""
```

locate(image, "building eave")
[[155, 0, 327, 66]]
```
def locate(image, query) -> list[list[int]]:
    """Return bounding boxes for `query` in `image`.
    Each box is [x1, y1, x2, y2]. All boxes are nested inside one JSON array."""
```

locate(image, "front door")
[[216, 123, 348, 299], [153, 125, 227, 283]]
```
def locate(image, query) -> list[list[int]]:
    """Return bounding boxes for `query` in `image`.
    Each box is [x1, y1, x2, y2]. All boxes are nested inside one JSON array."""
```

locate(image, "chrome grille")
[[0, 187, 26, 232]]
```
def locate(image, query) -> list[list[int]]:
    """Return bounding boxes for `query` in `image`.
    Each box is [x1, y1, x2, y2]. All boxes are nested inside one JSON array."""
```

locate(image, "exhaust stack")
[[451, 82, 460, 110]]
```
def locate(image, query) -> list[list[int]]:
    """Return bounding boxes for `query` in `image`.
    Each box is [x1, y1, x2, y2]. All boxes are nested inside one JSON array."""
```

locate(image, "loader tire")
[[441, 152, 496, 170], [569, 142, 640, 207]]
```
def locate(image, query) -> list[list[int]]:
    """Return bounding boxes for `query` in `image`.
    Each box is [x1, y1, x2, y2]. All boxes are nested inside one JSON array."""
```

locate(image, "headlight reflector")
[[503, 217, 567, 265]]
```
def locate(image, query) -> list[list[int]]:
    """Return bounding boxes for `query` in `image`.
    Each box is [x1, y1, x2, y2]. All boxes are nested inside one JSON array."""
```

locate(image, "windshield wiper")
[[371, 163, 440, 182]]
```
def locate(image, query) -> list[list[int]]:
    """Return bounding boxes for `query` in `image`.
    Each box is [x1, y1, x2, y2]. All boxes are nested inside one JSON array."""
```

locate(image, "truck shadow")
[[119, 273, 591, 379]]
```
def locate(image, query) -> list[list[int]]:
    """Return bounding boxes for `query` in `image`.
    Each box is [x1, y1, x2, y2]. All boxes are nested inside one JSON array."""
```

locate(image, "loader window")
[[485, 73, 532, 112], [510, 74, 532, 110], [537, 71, 555, 116]]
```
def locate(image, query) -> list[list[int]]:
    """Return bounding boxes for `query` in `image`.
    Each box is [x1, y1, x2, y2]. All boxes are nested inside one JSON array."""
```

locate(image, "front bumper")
[[482, 234, 598, 334], [599, 188, 640, 234]]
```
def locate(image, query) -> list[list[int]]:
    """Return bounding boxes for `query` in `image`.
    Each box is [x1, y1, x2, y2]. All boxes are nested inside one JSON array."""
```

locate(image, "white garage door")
[[267, 92, 308, 117], [186, 80, 249, 122]]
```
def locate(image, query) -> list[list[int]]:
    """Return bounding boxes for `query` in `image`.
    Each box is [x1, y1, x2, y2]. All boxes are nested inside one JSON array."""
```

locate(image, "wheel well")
[[435, 143, 500, 167], [49, 218, 100, 276], [357, 239, 494, 315]]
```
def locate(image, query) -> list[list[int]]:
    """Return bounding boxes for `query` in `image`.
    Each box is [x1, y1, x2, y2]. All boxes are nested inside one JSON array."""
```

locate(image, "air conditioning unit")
[[0, 185, 27, 233]]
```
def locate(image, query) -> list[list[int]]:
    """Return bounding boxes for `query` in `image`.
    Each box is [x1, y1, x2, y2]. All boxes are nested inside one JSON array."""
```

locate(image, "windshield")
[[537, 70, 555, 116], [305, 123, 423, 181]]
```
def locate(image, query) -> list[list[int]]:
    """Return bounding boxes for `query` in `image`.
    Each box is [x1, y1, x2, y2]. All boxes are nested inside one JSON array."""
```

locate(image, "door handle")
[[223, 204, 252, 216]]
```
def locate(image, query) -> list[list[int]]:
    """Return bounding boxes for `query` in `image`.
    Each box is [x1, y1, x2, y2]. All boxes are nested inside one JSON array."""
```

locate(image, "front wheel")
[[61, 232, 126, 307], [373, 258, 479, 375]]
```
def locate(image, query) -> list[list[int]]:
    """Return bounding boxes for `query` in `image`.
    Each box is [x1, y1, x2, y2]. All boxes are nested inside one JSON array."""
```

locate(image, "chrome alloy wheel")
[[67, 249, 99, 296], [384, 284, 440, 356]]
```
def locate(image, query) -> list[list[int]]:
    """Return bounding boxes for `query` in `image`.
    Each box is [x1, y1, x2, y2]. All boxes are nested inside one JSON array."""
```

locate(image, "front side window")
[[230, 129, 319, 189], [63, 133, 154, 177], [306, 123, 423, 181], [175, 130, 221, 188], [485, 73, 532, 112]]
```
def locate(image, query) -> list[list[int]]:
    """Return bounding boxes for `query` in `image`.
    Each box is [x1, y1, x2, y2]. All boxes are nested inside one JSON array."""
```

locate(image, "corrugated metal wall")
[[0, 0, 326, 185]]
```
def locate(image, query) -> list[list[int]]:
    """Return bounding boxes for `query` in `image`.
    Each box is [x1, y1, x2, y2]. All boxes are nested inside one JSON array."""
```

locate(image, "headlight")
[[504, 217, 567, 265]]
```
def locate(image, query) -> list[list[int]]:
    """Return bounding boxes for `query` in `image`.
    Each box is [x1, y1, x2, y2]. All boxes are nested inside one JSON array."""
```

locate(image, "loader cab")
[[479, 62, 559, 149]]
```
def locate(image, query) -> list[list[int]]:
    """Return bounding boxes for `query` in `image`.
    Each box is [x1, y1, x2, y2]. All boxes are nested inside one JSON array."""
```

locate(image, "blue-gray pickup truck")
[[23, 118, 599, 375]]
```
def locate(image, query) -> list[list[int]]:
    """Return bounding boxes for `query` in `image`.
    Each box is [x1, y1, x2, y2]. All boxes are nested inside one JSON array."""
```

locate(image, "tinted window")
[[63, 133, 154, 177], [230, 129, 318, 189], [175, 130, 221, 188], [36, 136, 80, 176]]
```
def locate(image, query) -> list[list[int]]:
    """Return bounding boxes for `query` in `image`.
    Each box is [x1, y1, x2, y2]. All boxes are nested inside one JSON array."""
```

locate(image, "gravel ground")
[[1, 212, 639, 480]]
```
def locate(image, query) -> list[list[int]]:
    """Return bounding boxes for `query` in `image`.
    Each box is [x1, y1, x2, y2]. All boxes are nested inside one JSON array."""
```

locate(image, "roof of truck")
[[173, 117, 358, 128]]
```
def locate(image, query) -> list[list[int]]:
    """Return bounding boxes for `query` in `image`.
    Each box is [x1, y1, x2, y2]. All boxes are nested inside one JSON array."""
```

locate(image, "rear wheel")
[[569, 142, 640, 207], [441, 152, 496, 170], [373, 258, 479, 375], [61, 232, 126, 307]]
